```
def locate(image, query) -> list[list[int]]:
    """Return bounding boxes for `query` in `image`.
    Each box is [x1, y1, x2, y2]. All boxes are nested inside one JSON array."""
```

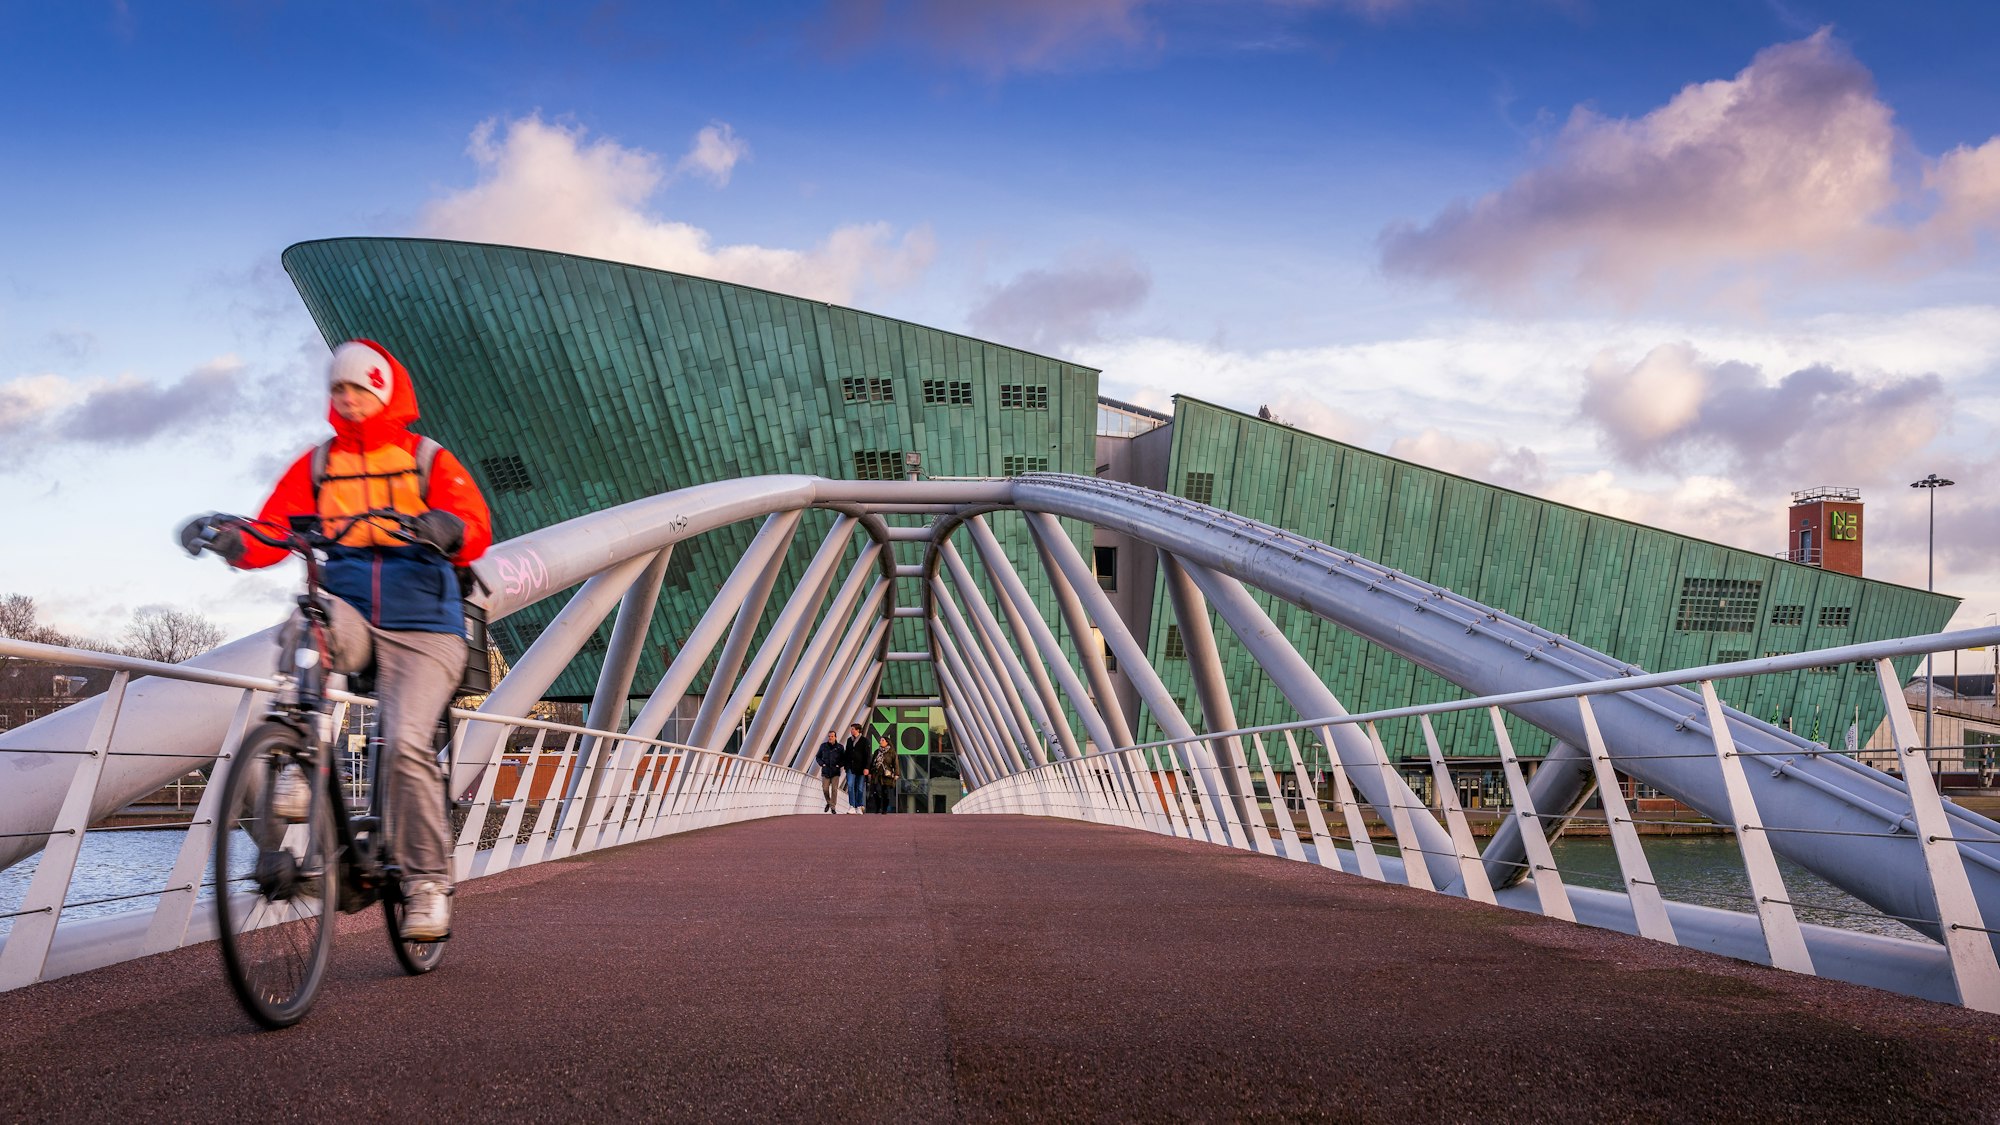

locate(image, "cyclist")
[[181, 339, 492, 940]]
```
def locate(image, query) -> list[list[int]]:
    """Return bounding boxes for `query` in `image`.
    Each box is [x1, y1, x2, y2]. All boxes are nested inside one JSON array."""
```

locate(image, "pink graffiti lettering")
[[495, 548, 550, 599]]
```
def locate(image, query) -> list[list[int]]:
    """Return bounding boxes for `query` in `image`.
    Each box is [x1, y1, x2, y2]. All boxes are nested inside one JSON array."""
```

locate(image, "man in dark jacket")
[[813, 731, 843, 813], [840, 723, 871, 814]]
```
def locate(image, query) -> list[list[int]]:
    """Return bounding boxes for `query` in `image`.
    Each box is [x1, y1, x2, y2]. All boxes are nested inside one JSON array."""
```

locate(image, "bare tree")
[[123, 607, 225, 664], [0, 594, 72, 646]]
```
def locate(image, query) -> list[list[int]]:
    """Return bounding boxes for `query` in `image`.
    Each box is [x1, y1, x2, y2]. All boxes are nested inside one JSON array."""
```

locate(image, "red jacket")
[[237, 341, 492, 632]]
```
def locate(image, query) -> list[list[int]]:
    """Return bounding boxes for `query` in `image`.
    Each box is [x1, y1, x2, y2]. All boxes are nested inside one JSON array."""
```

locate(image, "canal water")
[[0, 826, 1927, 944]]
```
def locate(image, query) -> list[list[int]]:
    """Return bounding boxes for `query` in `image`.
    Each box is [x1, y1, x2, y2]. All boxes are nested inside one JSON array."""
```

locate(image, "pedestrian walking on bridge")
[[813, 731, 843, 813], [841, 723, 871, 814], [869, 734, 900, 813]]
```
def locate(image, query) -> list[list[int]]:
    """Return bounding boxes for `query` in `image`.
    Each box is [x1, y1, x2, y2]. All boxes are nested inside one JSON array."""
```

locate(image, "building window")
[[1102, 637, 1117, 673], [1183, 471, 1216, 505], [1808, 664, 1840, 675], [1715, 650, 1749, 663], [1001, 455, 1049, 476], [480, 454, 535, 494], [999, 384, 1048, 410], [841, 377, 895, 403], [1163, 624, 1186, 660], [853, 450, 908, 480], [1770, 604, 1805, 626], [1853, 659, 1877, 674], [922, 380, 972, 405], [51, 674, 88, 697], [1818, 605, 1853, 628], [1094, 546, 1118, 591], [0, 714, 9, 730], [1673, 577, 1762, 633]]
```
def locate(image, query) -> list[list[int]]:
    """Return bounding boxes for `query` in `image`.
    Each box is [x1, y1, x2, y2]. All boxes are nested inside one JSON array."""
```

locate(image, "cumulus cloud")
[[676, 122, 748, 186], [1380, 30, 2000, 308], [967, 256, 1150, 354], [1579, 342, 1948, 482], [0, 357, 314, 474], [417, 114, 933, 304]]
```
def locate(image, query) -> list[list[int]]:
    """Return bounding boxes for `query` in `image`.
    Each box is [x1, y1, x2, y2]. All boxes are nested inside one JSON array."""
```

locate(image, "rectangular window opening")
[[1183, 471, 1216, 506], [479, 453, 535, 494], [1771, 604, 1805, 627], [1163, 624, 1186, 660], [853, 449, 909, 480], [1674, 577, 1763, 633], [1094, 545, 1118, 591], [1818, 605, 1853, 628], [841, 377, 896, 403]]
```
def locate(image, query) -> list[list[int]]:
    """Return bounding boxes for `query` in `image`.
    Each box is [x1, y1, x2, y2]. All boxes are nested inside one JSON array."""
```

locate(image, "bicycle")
[[194, 509, 458, 1029]]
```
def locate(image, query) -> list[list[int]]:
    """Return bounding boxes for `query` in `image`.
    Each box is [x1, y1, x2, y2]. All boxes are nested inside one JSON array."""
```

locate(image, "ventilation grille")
[[1002, 455, 1049, 477], [480, 454, 535, 494], [1183, 472, 1216, 506], [923, 380, 973, 405], [853, 450, 907, 480], [1000, 384, 1049, 409], [841, 377, 895, 403], [1673, 577, 1762, 633]]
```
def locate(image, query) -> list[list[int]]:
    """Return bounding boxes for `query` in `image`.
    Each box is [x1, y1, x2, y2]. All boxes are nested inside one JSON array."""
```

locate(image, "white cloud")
[[1380, 30, 2000, 309], [967, 255, 1149, 354], [1579, 342, 1948, 483], [676, 122, 748, 186], [417, 114, 934, 304]]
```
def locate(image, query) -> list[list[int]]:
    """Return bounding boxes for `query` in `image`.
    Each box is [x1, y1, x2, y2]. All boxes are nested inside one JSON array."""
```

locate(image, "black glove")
[[178, 514, 246, 564], [411, 510, 466, 557]]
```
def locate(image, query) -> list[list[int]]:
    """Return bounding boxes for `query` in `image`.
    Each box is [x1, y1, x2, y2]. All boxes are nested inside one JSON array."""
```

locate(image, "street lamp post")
[[1911, 473, 1956, 748]]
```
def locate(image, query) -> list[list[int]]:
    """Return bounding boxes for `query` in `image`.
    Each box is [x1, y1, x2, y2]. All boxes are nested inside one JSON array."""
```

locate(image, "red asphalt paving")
[[5, 813, 2000, 1123]]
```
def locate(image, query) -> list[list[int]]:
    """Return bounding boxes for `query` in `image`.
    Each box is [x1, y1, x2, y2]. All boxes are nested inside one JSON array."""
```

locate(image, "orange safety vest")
[[312, 438, 439, 548]]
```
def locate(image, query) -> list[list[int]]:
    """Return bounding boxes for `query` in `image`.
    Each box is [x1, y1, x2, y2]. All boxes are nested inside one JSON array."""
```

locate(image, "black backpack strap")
[[308, 439, 334, 502]]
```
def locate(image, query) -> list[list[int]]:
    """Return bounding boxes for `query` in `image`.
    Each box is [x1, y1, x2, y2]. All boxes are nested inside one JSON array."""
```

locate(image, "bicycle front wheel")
[[383, 891, 448, 974], [214, 720, 338, 1029]]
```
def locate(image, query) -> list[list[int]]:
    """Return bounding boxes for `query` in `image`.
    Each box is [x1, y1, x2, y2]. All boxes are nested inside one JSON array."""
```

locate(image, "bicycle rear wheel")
[[383, 891, 448, 974], [214, 720, 338, 1029]]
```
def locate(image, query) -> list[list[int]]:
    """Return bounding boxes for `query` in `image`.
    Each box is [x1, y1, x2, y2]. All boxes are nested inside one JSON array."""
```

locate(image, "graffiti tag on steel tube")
[[495, 548, 550, 598]]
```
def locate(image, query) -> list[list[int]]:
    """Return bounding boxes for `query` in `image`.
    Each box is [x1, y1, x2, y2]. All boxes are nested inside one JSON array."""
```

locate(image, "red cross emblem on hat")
[[367, 367, 385, 389]]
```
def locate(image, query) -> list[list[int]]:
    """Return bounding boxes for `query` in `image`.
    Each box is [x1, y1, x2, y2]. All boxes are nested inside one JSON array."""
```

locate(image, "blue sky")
[[4, 0, 1998, 663]]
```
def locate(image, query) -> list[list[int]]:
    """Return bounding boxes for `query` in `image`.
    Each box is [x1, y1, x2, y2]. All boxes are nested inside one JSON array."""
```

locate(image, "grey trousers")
[[288, 598, 464, 887]]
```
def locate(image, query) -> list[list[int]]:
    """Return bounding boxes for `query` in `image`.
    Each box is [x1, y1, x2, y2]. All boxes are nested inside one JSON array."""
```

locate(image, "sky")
[[2, 0, 1997, 669]]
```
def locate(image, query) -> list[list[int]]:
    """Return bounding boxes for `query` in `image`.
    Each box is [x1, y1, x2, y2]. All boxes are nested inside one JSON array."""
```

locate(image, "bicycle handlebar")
[[219, 509, 423, 555]]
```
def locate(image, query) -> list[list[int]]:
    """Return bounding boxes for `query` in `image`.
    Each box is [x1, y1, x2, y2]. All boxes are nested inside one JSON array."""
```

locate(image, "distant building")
[[0, 659, 115, 734], [282, 237, 1958, 789], [1785, 486, 1864, 576]]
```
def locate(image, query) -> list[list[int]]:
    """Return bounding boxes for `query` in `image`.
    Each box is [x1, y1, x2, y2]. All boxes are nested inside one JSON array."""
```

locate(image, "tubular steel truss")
[[2, 474, 1999, 1010]]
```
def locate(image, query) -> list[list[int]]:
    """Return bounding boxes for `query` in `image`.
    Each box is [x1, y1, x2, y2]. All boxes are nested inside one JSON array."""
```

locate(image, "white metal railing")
[[0, 638, 822, 991], [956, 627, 2000, 1013]]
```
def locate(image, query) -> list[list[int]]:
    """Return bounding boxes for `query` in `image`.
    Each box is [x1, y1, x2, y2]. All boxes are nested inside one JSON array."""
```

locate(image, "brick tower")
[[1788, 486, 1863, 576]]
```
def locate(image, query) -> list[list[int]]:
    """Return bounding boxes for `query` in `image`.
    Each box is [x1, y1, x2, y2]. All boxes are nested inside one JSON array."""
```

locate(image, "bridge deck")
[[6, 815, 1999, 1122]]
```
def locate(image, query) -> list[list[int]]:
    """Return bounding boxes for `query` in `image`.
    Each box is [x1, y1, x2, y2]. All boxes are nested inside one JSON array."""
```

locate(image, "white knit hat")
[[327, 340, 394, 405]]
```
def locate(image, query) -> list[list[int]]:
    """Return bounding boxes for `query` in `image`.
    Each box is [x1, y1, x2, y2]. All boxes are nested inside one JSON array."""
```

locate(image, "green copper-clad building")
[[283, 237, 1956, 782]]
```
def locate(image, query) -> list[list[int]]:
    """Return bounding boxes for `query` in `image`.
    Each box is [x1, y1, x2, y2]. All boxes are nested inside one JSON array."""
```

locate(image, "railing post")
[[1366, 722, 1434, 892], [1700, 681, 1814, 975], [1282, 731, 1341, 870], [480, 728, 549, 877], [142, 688, 258, 955], [1576, 697, 1675, 944], [1418, 716, 1495, 905], [1874, 660, 2000, 1011], [1490, 706, 1574, 922], [453, 723, 517, 882], [0, 672, 128, 991], [1321, 726, 1384, 880], [1250, 735, 1306, 862]]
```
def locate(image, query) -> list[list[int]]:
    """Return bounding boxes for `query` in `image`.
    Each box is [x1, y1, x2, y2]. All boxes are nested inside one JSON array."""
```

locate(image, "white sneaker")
[[401, 881, 452, 940], [270, 764, 311, 821]]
